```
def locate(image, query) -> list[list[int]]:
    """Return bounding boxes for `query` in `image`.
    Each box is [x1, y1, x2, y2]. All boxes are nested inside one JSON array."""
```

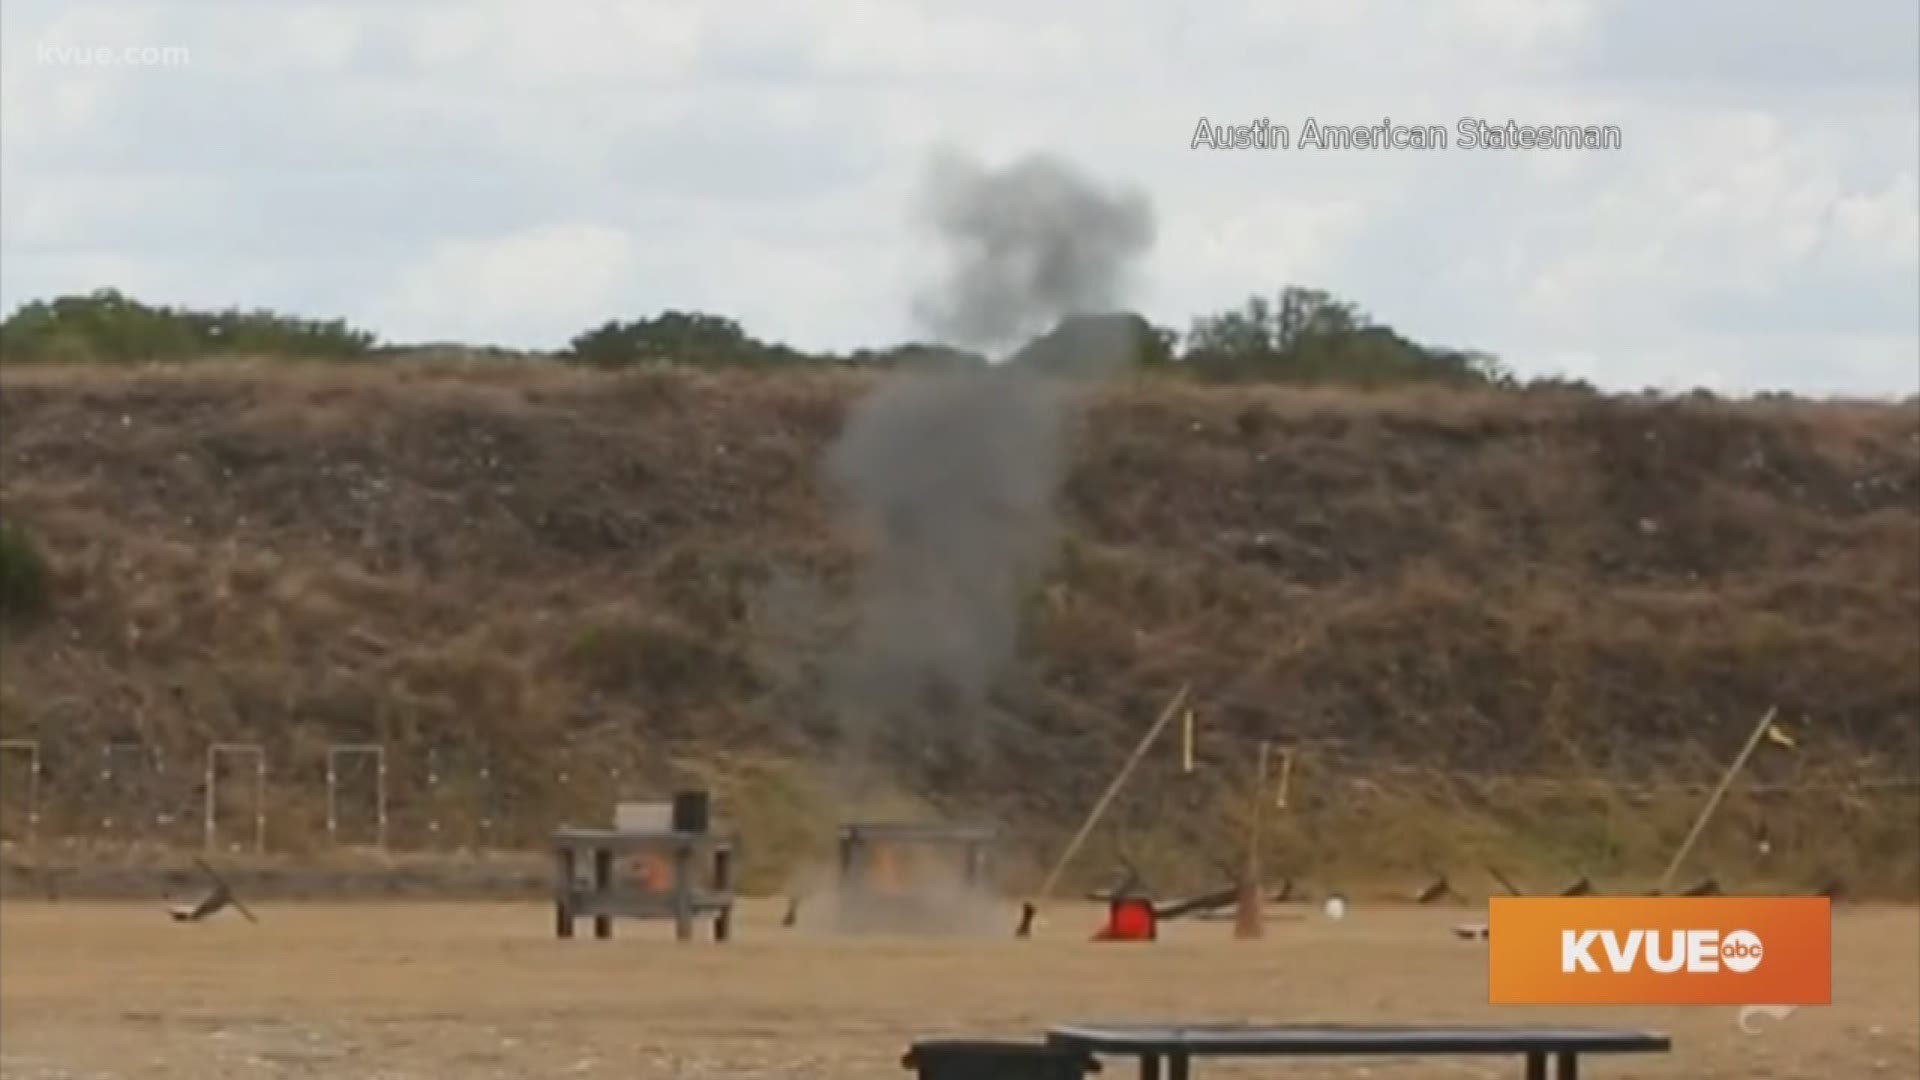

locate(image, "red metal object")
[[1093, 896, 1157, 942]]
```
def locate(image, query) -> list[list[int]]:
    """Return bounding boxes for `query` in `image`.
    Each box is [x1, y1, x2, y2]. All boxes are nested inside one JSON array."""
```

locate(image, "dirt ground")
[[0, 899, 1913, 1079]]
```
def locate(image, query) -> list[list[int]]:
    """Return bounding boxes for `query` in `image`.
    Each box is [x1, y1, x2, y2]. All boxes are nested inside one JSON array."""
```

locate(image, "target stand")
[[0, 739, 40, 844], [834, 822, 998, 934], [550, 826, 736, 943]]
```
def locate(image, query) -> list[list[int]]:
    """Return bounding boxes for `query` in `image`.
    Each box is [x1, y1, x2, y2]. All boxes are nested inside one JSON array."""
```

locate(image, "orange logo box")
[[1488, 896, 1830, 1005]]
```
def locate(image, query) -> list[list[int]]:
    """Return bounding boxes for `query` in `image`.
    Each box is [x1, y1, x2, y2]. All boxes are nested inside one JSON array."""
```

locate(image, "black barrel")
[[901, 1041, 1099, 1080], [671, 790, 710, 833]]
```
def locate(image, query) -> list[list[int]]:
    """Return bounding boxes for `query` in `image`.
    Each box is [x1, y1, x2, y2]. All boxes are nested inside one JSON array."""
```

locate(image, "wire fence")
[[0, 736, 703, 854], [0, 736, 1913, 856]]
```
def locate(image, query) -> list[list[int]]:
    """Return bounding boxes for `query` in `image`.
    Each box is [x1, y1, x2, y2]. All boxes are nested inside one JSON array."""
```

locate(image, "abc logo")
[[1721, 930, 1764, 973]]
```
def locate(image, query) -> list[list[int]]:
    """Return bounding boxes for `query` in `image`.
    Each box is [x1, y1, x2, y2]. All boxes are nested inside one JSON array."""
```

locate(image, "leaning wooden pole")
[[1034, 684, 1192, 906], [1655, 705, 1778, 895]]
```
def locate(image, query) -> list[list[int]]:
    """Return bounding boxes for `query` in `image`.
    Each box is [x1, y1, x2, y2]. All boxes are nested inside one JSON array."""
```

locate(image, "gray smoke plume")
[[820, 151, 1156, 797], [912, 149, 1156, 354]]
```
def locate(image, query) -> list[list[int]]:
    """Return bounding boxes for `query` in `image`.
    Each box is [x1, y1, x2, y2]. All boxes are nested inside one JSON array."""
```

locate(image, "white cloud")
[[0, 0, 1913, 394], [1569, 0, 1920, 96], [374, 223, 636, 345], [1830, 172, 1920, 271], [401, 2, 708, 85]]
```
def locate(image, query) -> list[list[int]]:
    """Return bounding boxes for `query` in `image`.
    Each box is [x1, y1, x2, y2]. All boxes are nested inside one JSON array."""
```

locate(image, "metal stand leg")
[[1554, 1051, 1578, 1079], [1138, 1053, 1161, 1080], [673, 846, 694, 942], [1525, 1051, 1545, 1080], [592, 848, 613, 939], [1167, 1052, 1190, 1080], [713, 847, 733, 942], [555, 848, 576, 939]]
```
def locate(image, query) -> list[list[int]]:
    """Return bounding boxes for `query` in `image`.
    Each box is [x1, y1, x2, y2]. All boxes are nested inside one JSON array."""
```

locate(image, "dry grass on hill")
[[0, 359, 1915, 893]]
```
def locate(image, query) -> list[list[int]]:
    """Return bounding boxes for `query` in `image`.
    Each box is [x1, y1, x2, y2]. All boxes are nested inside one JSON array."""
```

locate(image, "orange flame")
[[632, 852, 672, 892], [869, 844, 906, 894]]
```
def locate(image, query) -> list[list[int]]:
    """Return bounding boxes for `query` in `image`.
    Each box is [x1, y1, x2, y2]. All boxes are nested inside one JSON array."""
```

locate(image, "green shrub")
[[0, 289, 377, 364], [566, 310, 816, 369], [1180, 286, 1513, 388], [1006, 312, 1177, 376], [0, 283, 1533, 392], [0, 522, 51, 621]]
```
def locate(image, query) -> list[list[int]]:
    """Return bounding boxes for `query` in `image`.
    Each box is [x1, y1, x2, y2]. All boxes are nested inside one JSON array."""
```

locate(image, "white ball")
[[1323, 894, 1348, 921]]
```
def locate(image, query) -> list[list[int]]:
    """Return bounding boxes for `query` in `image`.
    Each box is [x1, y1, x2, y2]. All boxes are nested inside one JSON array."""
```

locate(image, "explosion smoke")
[[821, 151, 1156, 797], [912, 149, 1156, 354]]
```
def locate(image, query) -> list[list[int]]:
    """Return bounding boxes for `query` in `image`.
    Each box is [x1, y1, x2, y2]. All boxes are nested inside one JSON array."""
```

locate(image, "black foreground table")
[[1046, 1022, 1672, 1079]]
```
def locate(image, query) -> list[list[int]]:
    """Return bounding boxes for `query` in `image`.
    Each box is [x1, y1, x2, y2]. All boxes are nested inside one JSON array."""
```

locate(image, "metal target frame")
[[204, 742, 266, 853], [0, 738, 41, 841], [422, 746, 493, 849], [100, 740, 172, 840], [478, 757, 498, 845], [325, 742, 388, 849], [424, 746, 450, 843]]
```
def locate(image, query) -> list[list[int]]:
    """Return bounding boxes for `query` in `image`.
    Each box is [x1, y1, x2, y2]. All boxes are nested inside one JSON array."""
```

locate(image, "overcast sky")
[[2, 1, 1915, 396]]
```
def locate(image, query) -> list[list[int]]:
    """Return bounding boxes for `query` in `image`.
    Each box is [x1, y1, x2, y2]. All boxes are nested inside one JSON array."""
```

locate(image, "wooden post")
[[1656, 706, 1779, 894], [554, 846, 576, 939], [1274, 747, 1295, 810], [252, 752, 266, 854], [592, 846, 613, 939], [1235, 741, 1269, 939]]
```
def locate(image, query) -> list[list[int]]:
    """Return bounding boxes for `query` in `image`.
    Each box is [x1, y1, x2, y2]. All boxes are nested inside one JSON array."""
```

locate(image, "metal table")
[[1046, 1022, 1671, 1079], [836, 822, 996, 889], [550, 827, 735, 942]]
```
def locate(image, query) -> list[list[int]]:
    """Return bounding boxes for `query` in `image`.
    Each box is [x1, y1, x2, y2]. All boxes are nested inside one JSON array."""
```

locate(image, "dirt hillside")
[[1, 361, 1915, 894]]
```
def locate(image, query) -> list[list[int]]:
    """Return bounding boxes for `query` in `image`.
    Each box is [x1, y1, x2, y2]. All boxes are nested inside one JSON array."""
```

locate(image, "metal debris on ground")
[[1679, 876, 1722, 897], [168, 858, 258, 923], [1485, 864, 1523, 897], [1737, 1005, 1799, 1033], [1414, 874, 1459, 904]]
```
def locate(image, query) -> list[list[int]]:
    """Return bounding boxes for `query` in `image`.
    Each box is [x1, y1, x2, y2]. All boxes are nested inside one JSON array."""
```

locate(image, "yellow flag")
[[1764, 722, 1796, 749]]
